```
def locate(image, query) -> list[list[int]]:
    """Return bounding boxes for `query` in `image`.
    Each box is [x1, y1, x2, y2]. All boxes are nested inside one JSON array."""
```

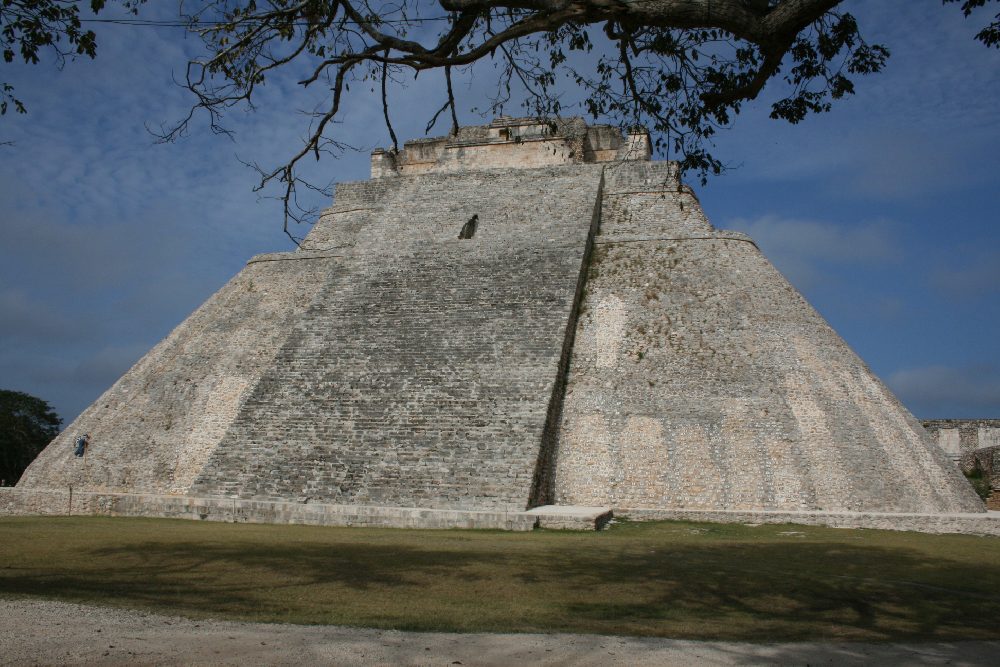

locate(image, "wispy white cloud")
[[69, 343, 148, 389], [705, 1, 1000, 199], [847, 1, 1000, 130], [888, 364, 1000, 419], [0, 342, 145, 424], [724, 215, 900, 289], [841, 131, 985, 200], [930, 250, 1000, 299], [0, 288, 73, 344]]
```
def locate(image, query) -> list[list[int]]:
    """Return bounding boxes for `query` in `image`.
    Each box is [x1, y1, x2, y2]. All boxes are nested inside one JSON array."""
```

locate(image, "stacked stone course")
[[552, 161, 982, 514], [923, 419, 1000, 506], [9, 117, 987, 531], [923, 419, 1000, 465], [188, 166, 603, 510], [17, 259, 329, 495]]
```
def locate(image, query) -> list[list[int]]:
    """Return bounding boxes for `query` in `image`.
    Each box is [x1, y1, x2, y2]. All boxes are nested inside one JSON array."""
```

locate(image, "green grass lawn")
[[1, 516, 998, 641]]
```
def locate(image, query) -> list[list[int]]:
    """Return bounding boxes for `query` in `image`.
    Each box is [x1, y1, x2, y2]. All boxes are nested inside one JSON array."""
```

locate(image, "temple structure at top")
[[370, 117, 652, 177]]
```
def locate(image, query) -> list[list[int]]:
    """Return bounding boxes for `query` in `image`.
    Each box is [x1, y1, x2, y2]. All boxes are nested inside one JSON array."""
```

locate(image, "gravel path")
[[2, 599, 997, 666]]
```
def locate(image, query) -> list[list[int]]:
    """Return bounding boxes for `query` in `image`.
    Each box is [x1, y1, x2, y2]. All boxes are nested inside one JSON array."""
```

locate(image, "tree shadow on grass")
[[0, 538, 494, 624], [542, 540, 1000, 641], [1, 527, 998, 640]]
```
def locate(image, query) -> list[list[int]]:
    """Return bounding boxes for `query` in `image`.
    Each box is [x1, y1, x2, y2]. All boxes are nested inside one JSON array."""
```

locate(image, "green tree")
[[0, 1, 142, 118], [0, 389, 61, 486]]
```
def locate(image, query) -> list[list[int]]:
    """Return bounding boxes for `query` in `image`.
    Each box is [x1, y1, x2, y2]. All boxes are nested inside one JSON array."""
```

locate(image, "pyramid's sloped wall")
[[17, 258, 330, 494], [554, 200, 984, 513], [305, 166, 603, 252], [190, 166, 603, 510], [16, 145, 980, 522], [598, 162, 710, 238]]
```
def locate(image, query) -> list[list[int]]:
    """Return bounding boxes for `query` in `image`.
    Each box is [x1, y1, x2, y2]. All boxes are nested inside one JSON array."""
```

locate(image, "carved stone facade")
[[923, 419, 1000, 508], [923, 419, 1000, 463]]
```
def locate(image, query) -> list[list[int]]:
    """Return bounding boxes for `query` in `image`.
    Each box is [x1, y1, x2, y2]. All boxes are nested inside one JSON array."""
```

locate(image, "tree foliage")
[[945, 0, 1000, 47], [0, 389, 61, 486], [151, 0, 997, 241], [2, 1, 998, 238], [0, 1, 142, 117]]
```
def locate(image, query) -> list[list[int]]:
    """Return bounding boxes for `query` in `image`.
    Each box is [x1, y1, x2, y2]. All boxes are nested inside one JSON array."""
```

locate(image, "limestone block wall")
[[16, 123, 984, 521], [598, 162, 710, 238], [370, 117, 646, 178], [307, 166, 603, 252], [372, 137, 585, 178], [190, 165, 603, 511], [424, 138, 579, 174], [552, 176, 984, 514], [17, 258, 330, 494], [923, 419, 1000, 461]]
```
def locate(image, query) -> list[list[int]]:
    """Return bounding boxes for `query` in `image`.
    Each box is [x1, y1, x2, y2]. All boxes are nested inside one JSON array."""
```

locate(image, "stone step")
[[525, 505, 613, 530]]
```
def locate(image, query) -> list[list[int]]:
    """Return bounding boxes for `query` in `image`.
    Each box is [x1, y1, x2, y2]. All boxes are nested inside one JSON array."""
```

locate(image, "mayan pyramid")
[[10, 117, 984, 524]]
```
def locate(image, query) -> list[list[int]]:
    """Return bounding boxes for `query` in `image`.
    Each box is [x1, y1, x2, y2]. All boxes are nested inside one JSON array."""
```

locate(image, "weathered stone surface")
[[17, 258, 329, 495], [5, 487, 996, 535], [190, 165, 603, 511], [616, 507, 1000, 537], [370, 116, 649, 178], [525, 504, 613, 530], [924, 419, 1000, 461], [0, 488, 539, 530], [551, 162, 983, 514], [11, 117, 985, 532]]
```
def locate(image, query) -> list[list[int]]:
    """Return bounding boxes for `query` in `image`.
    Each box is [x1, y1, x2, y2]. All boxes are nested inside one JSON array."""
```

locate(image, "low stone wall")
[[3, 488, 995, 535], [0, 488, 538, 531], [617, 508, 1000, 537], [0, 489, 615, 531]]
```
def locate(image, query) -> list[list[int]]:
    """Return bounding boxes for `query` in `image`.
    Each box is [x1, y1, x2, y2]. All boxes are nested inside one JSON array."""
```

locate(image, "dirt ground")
[[2, 598, 998, 666]]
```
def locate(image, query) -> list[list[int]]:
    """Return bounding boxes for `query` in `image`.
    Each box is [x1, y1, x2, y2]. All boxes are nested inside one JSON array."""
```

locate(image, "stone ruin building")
[[923, 419, 1000, 509], [2, 117, 992, 532]]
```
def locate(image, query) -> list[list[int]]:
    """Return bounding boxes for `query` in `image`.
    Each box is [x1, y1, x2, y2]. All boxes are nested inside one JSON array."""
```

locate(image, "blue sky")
[[0, 1, 998, 426]]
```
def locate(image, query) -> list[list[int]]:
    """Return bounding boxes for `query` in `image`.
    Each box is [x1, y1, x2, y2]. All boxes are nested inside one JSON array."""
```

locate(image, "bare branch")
[[154, 0, 895, 232], [381, 50, 399, 152], [445, 65, 459, 135]]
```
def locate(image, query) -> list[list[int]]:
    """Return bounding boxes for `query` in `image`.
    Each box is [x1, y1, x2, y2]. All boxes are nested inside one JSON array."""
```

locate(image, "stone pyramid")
[[10, 118, 984, 524]]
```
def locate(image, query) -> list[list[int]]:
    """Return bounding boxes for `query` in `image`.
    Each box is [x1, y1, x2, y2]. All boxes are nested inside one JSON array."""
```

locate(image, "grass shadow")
[[1, 516, 998, 640]]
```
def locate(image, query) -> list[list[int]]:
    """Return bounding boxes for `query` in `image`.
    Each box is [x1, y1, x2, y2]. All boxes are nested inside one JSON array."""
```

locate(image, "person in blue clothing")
[[73, 433, 90, 458]]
